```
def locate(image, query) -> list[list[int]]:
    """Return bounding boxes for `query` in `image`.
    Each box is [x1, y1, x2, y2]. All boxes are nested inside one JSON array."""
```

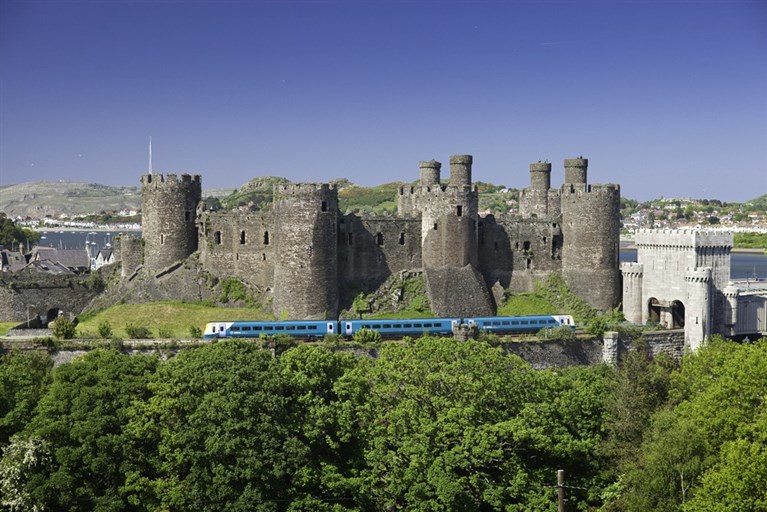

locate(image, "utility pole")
[[557, 469, 565, 512]]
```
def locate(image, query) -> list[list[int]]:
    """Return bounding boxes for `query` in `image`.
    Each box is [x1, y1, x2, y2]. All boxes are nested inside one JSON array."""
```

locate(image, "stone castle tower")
[[135, 154, 622, 320], [398, 155, 493, 317], [272, 183, 339, 320], [140, 173, 201, 274], [517, 157, 621, 312]]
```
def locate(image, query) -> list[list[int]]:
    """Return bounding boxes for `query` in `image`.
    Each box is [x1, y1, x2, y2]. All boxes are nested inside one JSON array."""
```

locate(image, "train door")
[[344, 322, 353, 336], [326, 322, 335, 334], [217, 323, 227, 338]]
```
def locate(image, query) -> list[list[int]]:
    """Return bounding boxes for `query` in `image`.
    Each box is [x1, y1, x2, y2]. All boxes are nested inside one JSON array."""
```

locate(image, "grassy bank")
[[76, 302, 273, 339]]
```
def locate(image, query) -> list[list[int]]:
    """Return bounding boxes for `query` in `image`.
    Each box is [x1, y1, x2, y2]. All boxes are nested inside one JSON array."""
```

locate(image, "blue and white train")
[[202, 315, 575, 339]]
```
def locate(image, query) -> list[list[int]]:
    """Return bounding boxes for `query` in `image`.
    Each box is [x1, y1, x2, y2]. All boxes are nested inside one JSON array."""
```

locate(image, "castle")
[[120, 155, 622, 320], [622, 229, 767, 350]]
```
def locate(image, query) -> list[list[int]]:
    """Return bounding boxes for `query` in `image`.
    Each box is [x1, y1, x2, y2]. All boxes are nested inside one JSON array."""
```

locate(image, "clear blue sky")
[[1, 0, 765, 202]]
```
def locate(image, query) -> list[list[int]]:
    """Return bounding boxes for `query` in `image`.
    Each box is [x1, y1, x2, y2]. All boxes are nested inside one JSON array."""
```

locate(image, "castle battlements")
[[141, 173, 201, 188], [685, 267, 712, 283], [635, 229, 733, 249], [621, 262, 644, 277]]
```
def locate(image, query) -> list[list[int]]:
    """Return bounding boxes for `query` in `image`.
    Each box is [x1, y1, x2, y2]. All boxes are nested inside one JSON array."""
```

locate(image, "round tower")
[[449, 154, 472, 187], [141, 173, 201, 274], [519, 161, 552, 218], [561, 181, 621, 312], [723, 284, 739, 337], [620, 262, 644, 324], [272, 183, 338, 320], [530, 161, 551, 190], [420, 160, 441, 187], [564, 157, 588, 190], [685, 267, 712, 351]]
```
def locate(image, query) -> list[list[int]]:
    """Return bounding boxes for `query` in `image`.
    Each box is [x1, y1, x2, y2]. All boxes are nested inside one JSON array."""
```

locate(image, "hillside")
[[0, 182, 141, 218], [0, 182, 233, 219]]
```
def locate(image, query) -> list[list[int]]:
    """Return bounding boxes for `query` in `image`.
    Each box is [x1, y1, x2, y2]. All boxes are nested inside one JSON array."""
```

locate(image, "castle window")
[[185, 210, 193, 222], [515, 242, 519, 249], [457, 205, 463, 217], [526, 258, 532, 269], [433, 223, 438, 230], [348, 233, 353, 246], [240, 231, 246, 244], [214, 231, 222, 245], [543, 236, 547, 243], [160, 234, 164, 245], [376, 232, 384, 246], [262, 253, 266, 261], [523, 241, 531, 251], [321, 201, 328, 212], [399, 232, 405, 245], [263, 231, 270, 245]]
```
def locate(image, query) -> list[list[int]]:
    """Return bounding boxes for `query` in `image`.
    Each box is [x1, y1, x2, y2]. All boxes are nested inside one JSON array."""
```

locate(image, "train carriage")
[[342, 318, 460, 338], [203, 320, 337, 339], [463, 315, 575, 334]]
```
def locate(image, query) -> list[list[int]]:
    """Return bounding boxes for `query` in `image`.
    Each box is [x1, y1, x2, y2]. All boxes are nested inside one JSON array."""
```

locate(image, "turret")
[[449, 154, 472, 187], [420, 160, 441, 187], [621, 262, 644, 324], [564, 157, 588, 189], [519, 161, 552, 218], [685, 267, 712, 351]]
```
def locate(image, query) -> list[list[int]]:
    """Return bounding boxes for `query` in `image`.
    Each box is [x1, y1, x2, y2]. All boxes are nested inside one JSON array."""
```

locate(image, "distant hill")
[[0, 182, 234, 219], [0, 179, 761, 220], [0, 182, 141, 218]]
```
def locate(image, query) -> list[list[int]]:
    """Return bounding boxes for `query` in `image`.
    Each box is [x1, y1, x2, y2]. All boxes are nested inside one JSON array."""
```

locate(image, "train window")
[[502, 321, 510, 325], [521, 321, 529, 325], [382, 324, 391, 329], [309, 325, 317, 330], [275, 326, 284, 331], [287, 326, 295, 330], [414, 323, 422, 328], [512, 321, 519, 325], [404, 323, 412, 328], [423, 323, 432, 327], [231, 326, 240, 331], [492, 321, 500, 326], [243, 326, 252, 331], [372, 324, 381, 329]]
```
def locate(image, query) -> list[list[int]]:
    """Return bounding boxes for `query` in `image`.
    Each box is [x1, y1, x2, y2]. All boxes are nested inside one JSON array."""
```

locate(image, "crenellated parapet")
[[685, 267, 712, 283]]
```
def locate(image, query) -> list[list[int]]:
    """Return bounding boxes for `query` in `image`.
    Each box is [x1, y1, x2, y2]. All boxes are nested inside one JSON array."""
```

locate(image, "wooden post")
[[557, 469, 565, 512]]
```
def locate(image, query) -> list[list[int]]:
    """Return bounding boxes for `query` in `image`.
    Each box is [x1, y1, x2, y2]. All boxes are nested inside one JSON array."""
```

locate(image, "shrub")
[[97, 320, 113, 339], [539, 325, 577, 341], [157, 327, 173, 339], [189, 325, 203, 338], [125, 323, 152, 339], [52, 317, 76, 340], [352, 328, 382, 345]]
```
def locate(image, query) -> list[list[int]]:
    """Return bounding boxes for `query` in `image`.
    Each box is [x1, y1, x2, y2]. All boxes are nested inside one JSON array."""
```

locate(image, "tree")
[[7, 349, 157, 511], [622, 337, 767, 511], [124, 341, 303, 511], [0, 351, 53, 445], [349, 337, 610, 510], [0, 213, 40, 249]]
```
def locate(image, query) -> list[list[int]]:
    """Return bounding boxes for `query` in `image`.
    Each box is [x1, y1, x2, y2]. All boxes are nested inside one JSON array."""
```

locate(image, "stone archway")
[[648, 297, 661, 324], [671, 300, 685, 329]]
